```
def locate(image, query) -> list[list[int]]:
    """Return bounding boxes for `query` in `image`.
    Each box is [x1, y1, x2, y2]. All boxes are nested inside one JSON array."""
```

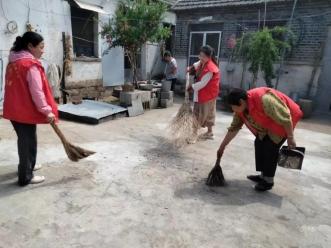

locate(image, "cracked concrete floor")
[[0, 104, 331, 248]]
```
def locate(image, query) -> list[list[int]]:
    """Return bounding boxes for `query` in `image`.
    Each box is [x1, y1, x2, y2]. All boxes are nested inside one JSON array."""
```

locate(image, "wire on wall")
[[0, 0, 10, 21]]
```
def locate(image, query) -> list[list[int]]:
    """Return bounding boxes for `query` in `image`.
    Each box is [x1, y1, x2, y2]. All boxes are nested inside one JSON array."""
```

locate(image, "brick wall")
[[174, 0, 331, 64]]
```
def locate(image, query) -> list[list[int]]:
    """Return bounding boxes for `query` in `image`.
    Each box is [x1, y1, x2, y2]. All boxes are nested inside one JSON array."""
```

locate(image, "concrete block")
[[136, 90, 151, 103], [150, 98, 159, 109], [120, 91, 141, 106], [161, 91, 174, 100], [160, 98, 174, 108], [151, 88, 161, 99], [161, 80, 172, 92], [127, 98, 144, 117]]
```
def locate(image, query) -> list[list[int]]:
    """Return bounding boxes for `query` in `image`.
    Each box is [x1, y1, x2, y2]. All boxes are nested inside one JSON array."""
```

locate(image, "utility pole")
[[263, 0, 267, 28]]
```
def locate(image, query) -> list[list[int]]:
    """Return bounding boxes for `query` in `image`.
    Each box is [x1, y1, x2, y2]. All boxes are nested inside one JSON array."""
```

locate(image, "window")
[[70, 6, 98, 57], [188, 31, 222, 65]]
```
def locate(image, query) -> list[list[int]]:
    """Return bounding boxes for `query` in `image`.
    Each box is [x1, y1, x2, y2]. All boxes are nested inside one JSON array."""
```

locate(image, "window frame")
[[70, 5, 99, 58], [188, 31, 222, 66]]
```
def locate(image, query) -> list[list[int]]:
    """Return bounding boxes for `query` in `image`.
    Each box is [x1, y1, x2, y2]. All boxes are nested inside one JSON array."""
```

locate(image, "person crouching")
[[217, 87, 303, 191]]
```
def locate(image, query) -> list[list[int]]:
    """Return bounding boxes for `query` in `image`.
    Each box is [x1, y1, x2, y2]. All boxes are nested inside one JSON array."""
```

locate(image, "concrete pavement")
[[0, 104, 330, 248]]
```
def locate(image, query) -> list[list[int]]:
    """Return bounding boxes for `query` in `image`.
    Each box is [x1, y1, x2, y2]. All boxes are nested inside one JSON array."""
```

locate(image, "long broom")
[[169, 72, 196, 143], [50, 121, 95, 162], [206, 156, 226, 187]]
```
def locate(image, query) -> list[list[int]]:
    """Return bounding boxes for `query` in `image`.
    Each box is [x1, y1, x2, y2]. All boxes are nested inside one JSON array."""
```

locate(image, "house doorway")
[[315, 26, 331, 113]]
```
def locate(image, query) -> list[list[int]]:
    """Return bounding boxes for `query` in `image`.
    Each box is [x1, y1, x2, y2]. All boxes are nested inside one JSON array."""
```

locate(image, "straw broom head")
[[50, 122, 95, 162], [206, 158, 226, 187]]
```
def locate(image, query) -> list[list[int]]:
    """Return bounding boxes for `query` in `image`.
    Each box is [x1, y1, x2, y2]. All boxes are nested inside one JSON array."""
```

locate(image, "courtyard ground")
[[0, 102, 331, 248]]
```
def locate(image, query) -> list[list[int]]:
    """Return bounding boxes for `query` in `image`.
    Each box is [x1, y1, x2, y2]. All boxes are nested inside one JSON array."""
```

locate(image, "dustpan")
[[278, 146, 305, 170]]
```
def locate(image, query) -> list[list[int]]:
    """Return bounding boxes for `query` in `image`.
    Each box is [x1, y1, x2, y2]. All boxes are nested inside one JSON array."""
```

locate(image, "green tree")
[[236, 27, 295, 88], [101, 0, 171, 85]]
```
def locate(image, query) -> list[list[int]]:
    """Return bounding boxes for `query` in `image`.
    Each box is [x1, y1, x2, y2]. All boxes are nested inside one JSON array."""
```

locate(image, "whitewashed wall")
[[0, 0, 122, 102], [0, 0, 72, 102], [0, 0, 176, 103]]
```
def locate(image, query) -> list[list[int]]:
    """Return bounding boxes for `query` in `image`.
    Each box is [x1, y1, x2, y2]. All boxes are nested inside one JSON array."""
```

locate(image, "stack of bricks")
[[150, 88, 161, 109]]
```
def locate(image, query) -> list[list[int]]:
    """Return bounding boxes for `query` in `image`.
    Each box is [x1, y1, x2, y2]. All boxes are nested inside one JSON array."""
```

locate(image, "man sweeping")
[[217, 87, 303, 191], [163, 51, 178, 91]]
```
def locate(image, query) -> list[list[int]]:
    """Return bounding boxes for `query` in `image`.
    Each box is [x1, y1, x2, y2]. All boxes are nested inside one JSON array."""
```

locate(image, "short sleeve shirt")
[[165, 58, 177, 80]]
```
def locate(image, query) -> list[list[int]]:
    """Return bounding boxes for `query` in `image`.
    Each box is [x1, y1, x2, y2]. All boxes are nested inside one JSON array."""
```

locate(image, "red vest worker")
[[217, 87, 303, 191], [187, 45, 221, 144], [3, 31, 58, 186]]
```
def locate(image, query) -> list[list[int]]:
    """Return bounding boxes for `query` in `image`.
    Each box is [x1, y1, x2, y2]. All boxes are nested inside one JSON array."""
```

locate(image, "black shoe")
[[247, 175, 264, 183], [254, 181, 274, 192]]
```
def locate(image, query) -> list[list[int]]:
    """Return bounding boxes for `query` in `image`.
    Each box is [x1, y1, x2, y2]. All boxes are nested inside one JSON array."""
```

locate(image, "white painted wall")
[[0, 0, 177, 101], [0, 0, 122, 102], [66, 60, 102, 83], [164, 11, 177, 25], [219, 61, 320, 97], [0, 0, 71, 102], [141, 42, 160, 80]]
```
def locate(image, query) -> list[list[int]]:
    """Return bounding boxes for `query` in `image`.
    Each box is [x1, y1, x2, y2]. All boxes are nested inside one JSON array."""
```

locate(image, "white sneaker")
[[30, 175, 45, 184], [199, 132, 215, 140], [33, 164, 42, 171], [187, 136, 198, 144]]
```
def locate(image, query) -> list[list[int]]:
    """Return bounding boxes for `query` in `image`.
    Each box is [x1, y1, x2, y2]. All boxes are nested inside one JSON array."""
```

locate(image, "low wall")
[[175, 57, 320, 98], [65, 60, 112, 99]]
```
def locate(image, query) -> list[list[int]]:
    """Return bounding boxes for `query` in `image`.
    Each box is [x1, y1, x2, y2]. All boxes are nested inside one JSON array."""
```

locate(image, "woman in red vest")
[[3, 32, 58, 186], [187, 45, 220, 144], [217, 87, 303, 191]]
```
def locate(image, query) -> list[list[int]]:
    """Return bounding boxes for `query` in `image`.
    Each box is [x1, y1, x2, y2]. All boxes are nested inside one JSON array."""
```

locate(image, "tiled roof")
[[161, 0, 179, 5], [172, 0, 291, 10]]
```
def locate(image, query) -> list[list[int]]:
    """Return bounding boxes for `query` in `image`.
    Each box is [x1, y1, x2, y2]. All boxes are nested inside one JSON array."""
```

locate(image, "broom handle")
[[184, 72, 190, 103], [50, 121, 69, 145]]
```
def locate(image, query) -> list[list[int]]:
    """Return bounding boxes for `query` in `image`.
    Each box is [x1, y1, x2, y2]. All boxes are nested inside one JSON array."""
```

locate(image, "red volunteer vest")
[[239, 87, 303, 137], [196, 60, 220, 103], [3, 58, 58, 124]]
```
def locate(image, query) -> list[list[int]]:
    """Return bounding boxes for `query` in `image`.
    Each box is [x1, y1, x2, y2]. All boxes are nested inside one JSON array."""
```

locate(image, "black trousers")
[[11, 121, 37, 186], [170, 78, 177, 91], [254, 135, 285, 177]]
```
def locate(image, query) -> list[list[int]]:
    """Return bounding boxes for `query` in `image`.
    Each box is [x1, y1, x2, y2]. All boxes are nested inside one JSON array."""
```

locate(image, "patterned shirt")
[[228, 91, 292, 144]]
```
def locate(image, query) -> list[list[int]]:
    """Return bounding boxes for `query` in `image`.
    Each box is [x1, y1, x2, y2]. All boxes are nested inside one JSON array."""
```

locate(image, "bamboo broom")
[[50, 122, 95, 162], [206, 156, 226, 187], [169, 72, 197, 144]]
